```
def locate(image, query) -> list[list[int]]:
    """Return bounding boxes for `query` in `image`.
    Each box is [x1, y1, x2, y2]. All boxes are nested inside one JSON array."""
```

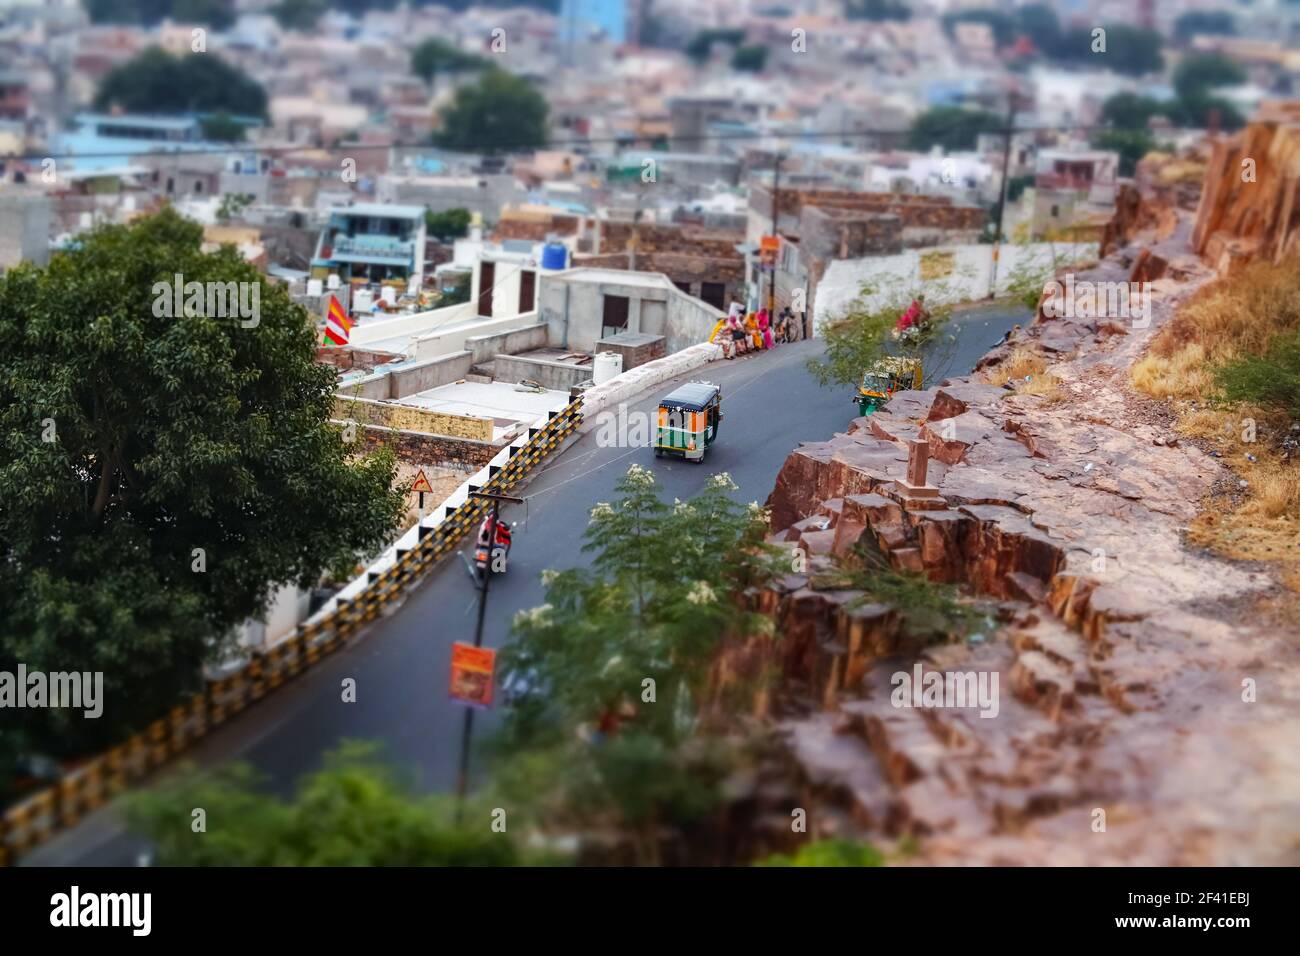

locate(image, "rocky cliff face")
[[1191, 106, 1300, 272], [749, 220, 1300, 865]]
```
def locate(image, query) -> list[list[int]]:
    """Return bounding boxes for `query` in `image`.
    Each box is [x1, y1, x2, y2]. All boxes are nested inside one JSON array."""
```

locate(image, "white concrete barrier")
[[582, 342, 723, 418]]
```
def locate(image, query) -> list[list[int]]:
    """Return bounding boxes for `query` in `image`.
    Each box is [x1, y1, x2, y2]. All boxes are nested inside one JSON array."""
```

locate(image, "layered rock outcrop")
[[748, 218, 1300, 865]]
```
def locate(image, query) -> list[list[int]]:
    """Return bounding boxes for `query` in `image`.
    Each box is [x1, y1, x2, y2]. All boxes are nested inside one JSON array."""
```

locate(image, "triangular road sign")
[[411, 469, 434, 495]]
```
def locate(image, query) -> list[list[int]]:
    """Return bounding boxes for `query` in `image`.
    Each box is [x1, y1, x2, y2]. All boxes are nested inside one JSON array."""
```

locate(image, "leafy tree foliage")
[[843, 0, 911, 22], [756, 838, 885, 866], [731, 44, 769, 73], [1174, 11, 1236, 44], [906, 107, 1002, 153], [199, 112, 247, 143], [1100, 92, 1170, 130], [82, 0, 235, 29], [501, 467, 776, 747], [491, 467, 779, 862], [1097, 25, 1165, 76], [0, 209, 403, 765], [1170, 91, 1245, 131], [435, 70, 549, 153], [424, 207, 473, 241], [411, 38, 490, 85], [125, 742, 524, 865], [1013, 4, 1061, 53], [438, 271, 473, 307], [94, 48, 268, 118], [1173, 53, 1247, 100], [684, 28, 744, 63], [1094, 129, 1160, 176], [1041, 24, 1163, 75], [272, 0, 328, 30]]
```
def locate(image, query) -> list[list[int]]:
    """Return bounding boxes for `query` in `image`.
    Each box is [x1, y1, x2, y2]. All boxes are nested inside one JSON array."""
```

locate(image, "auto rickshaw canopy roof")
[[659, 381, 721, 412], [862, 356, 922, 380]]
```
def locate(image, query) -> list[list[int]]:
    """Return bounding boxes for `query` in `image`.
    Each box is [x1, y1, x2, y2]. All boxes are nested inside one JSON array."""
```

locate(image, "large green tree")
[[424, 207, 473, 241], [843, 0, 911, 22], [411, 38, 490, 86], [906, 107, 1002, 152], [82, 0, 235, 29], [1100, 92, 1170, 130], [1173, 52, 1247, 100], [0, 209, 402, 768], [94, 48, 268, 118], [1099, 25, 1165, 76], [271, 0, 328, 30], [1174, 11, 1236, 45], [436, 69, 549, 153]]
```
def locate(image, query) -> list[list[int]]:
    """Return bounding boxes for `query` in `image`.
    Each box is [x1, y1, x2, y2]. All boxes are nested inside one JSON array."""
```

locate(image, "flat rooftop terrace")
[[394, 380, 570, 440]]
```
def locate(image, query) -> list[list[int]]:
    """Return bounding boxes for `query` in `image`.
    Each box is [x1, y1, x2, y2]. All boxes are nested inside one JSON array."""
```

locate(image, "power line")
[[3, 121, 1196, 165]]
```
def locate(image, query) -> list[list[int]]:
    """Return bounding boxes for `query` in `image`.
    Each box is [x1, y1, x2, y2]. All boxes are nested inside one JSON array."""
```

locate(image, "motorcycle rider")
[[476, 515, 512, 555]]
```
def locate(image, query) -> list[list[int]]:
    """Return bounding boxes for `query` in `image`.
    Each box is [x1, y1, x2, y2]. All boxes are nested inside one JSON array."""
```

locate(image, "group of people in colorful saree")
[[715, 303, 793, 359]]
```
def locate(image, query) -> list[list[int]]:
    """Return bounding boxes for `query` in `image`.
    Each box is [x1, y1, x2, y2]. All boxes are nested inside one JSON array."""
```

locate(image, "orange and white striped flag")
[[322, 294, 353, 346]]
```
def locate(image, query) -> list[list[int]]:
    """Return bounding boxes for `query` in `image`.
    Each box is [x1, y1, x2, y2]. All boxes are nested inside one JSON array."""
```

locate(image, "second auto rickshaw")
[[855, 356, 922, 416]]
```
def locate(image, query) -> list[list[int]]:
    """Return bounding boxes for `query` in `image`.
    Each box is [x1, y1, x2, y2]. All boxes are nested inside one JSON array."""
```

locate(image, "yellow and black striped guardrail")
[[0, 397, 584, 866]]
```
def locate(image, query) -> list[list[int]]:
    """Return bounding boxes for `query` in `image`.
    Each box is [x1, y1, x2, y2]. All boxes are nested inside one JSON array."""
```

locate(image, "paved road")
[[24, 304, 1025, 866]]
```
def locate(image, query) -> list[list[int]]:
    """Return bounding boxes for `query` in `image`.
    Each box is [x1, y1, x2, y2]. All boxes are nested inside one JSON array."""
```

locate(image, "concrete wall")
[[493, 354, 593, 391], [413, 310, 540, 360], [355, 423, 499, 470], [813, 241, 1099, 329], [236, 583, 311, 651], [341, 350, 474, 400], [0, 192, 51, 269], [581, 341, 723, 418], [464, 321, 549, 364], [389, 351, 474, 396], [349, 301, 474, 349], [469, 254, 547, 320], [537, 270, 725, 356], [334, 394, 494, 441]]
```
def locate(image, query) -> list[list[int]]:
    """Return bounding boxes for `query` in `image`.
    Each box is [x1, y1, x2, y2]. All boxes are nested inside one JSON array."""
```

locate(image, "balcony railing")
[[329, 234, 415, 260]]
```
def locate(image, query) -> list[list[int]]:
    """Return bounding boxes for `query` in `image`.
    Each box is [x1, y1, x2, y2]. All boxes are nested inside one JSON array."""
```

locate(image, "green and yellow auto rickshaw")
[[856, 356, 922, 416], [654, 381, 722, 462]]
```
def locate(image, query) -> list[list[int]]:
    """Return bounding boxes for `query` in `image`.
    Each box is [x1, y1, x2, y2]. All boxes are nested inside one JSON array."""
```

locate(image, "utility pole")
[[767, 153, 783, 317], [454, 489, 523, 823], [988, 96, 1016, 299]]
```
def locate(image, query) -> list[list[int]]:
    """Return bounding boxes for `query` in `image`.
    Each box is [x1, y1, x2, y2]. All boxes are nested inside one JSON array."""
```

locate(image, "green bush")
[[756, 838, 885, 867], [1215, 331, 1300, 417], [125, 742, 525, 866]]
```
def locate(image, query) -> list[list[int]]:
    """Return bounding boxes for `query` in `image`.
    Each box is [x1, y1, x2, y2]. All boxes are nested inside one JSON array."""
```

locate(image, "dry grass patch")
[[1135, 255, 1300, 588], [985, 347, 1063, 401]]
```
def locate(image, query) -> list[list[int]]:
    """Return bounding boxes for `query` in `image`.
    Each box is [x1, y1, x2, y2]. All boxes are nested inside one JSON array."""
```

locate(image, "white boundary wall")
[[814, 241, 1099, 330]]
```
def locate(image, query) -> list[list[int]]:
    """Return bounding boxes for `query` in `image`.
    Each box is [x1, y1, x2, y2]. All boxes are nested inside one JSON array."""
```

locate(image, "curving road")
[[24, 304, 1025, 866]]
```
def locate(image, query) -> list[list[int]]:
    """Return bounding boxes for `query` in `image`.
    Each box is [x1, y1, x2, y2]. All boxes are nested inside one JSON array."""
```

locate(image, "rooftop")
[[329, 202, 427, 221], [394, 380, 570, 439]]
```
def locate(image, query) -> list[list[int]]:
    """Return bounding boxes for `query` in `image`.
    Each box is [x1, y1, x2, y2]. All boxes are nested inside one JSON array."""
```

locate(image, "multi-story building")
[[311, 203, 428, 288], [1031, 148, 1119, 240]]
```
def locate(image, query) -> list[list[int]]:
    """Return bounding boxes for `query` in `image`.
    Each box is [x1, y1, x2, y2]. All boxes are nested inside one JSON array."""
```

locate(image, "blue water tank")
[[540, 242, 568, 271]]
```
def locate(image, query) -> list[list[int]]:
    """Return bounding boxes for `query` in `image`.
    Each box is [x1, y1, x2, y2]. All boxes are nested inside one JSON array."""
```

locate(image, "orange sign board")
[[450, 643, 496, 707], [759, 235, 780, 252], [410, 469, 434, 495]]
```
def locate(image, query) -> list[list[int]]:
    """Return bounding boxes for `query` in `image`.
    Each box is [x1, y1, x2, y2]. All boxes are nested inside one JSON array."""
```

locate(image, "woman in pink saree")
[[757, 308, 775, 350]]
